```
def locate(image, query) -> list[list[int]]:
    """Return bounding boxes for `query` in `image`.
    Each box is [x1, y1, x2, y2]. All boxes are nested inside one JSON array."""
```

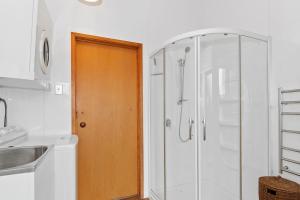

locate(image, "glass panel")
[[165, 38, 197, 200], [150, 50, 165, 200], [241, 36, 269, 200], [199, 34, 240, 200]]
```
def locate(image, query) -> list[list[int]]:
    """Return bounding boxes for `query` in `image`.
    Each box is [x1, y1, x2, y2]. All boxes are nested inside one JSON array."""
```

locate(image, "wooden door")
[[72, 33, 143, 200]]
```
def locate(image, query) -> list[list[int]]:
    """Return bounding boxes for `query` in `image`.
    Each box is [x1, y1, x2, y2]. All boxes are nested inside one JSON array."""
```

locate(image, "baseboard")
[[113, 194, 149, 200]]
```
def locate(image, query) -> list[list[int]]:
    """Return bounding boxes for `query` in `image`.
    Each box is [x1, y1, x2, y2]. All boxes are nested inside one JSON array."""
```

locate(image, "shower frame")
[[149, 28, 272, 200]]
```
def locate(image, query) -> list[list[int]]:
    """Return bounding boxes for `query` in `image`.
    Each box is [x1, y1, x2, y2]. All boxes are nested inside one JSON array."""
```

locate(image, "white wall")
[[196, 0, 269, 35], [269, 0, 300, 183], [0, 0, 205, 197], [1, 0, 300, 197]]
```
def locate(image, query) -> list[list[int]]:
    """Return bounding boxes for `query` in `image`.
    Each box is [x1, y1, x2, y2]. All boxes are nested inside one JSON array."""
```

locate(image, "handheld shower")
[[177, 46, 191, 105], [177, 47, 191, 69], [177, 46, 193, 143]]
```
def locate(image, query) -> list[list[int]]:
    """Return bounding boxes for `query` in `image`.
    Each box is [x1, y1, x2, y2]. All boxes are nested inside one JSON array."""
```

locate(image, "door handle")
[[80, 122, 86, 128], [202, 118, 206, 141], [188, 117, 194, 140]]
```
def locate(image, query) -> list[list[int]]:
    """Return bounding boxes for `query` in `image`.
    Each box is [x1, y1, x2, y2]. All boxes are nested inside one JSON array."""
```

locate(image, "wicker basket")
[[259, 176, 300, 200]]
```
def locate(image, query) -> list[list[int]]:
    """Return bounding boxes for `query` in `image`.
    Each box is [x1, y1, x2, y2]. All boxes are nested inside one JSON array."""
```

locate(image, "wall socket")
[[55, 84, 63, 95], [52, 82, 71, 95]]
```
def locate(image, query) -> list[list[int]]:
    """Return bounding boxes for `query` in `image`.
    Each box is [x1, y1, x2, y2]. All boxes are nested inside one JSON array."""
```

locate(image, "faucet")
[[0, 98, 7, 127]]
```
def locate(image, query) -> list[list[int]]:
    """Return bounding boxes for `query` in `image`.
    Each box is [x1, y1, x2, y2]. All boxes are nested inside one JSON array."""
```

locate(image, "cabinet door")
[[0, 0, 36, 79]]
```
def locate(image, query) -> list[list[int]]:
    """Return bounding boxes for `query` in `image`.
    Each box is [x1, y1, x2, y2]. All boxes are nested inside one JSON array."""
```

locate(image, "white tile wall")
[[0, 87, 45, 135]]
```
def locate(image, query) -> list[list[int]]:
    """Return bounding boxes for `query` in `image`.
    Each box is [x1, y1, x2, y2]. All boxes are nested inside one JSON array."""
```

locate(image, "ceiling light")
[[79, 0, 103, 6]]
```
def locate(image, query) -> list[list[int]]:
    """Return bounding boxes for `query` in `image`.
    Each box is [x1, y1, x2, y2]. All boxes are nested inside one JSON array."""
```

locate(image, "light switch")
[[55, 84, 63, 95]]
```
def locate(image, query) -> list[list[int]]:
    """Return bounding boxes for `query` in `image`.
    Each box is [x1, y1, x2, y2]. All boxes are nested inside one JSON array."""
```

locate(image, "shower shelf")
[[219, 98, 239, 103], [220, 143, 239, 152], [223, 159, 239, 171], [219, 121, 239, 127], [278, 87, 300, 177]]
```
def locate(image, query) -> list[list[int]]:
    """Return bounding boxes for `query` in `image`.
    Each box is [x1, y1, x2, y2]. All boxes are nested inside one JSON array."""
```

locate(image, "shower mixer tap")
[[188, 117, 194, 140], [177, 99, 189, 105]]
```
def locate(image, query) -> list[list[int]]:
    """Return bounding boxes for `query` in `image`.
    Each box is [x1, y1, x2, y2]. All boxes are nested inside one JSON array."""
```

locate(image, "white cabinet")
[[0, 0, 37, 80], [0, 0, 52, 89], [0, 148, 54, 200], [0, 173, 35, 200]]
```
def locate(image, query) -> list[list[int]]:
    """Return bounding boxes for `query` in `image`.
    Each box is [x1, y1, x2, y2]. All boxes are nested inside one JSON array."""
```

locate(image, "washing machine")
[[34, 0, 53, 81], [0, 126, 78, 200]]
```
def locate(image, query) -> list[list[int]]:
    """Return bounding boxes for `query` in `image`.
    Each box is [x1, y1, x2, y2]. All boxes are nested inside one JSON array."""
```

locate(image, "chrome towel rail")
[[281, 89, 300, 93], [282, 146, 300, 153], [281, 100, 300, 105], [281, 129, 300, 134], [281, 112, 300, 115], [282, 168, 300, 176], [278, 87, 300, 177], [282, 157, 300, 165]]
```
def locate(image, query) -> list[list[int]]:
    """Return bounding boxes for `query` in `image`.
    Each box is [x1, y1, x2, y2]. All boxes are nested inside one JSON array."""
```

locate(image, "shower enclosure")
[[149, 29, 270, 200]]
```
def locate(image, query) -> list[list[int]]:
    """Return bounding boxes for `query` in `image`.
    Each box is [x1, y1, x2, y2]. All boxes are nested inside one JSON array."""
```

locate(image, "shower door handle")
[[188, 118, 194, 140], [202, 118, 206, 141], [165, 118, 172, 127]]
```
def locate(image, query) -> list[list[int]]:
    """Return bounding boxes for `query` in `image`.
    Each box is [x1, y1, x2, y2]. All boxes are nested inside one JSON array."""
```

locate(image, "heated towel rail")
[[278, 88, 300, 176]]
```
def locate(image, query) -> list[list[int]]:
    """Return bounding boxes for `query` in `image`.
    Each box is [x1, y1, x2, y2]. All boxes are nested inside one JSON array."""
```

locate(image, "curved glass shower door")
[[165, 37, 198, 200], [150, 29, 269, 200], [199, 34, 240, 200]]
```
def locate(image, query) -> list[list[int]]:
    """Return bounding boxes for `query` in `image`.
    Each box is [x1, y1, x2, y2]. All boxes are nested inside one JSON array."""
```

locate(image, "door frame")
[[71, 32, 144, 197]]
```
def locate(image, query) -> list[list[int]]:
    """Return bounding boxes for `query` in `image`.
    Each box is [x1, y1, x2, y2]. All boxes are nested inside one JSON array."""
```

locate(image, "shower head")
[[185, 47, 191, 53], [182, 46, 191, 65], [178, 46, 191, 67]]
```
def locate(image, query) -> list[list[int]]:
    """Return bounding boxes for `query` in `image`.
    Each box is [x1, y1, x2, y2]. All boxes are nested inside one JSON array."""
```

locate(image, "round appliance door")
[[39, 30, 50, 74]]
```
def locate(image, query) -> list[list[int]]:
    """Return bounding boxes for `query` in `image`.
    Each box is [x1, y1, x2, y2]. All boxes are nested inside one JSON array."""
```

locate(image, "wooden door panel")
[[73, 34, 142, 200]]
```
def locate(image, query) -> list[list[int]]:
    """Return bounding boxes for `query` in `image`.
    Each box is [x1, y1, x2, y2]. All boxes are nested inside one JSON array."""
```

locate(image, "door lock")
[[80, 122, 86, 128]]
